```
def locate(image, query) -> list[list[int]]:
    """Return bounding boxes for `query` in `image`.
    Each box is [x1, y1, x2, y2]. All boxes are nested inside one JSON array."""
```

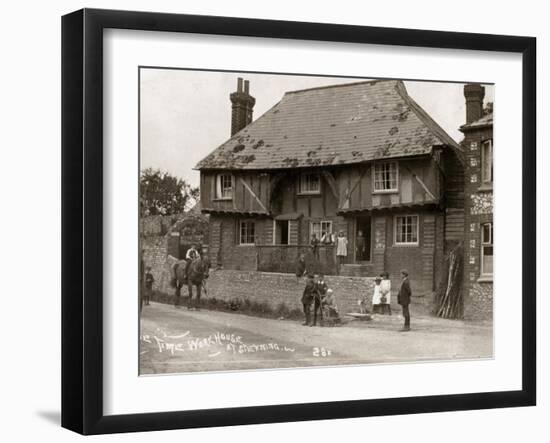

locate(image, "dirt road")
[[139, 302, 493, 374]]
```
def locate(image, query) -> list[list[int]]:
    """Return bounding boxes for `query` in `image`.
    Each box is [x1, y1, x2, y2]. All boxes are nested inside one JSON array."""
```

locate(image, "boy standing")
[[295, 253, 307, 280], [144, 266, 154, 306]]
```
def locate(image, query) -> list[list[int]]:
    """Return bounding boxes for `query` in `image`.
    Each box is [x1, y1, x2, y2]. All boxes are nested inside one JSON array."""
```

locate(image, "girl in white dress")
[[372, 276, 383, 313], [379, 272, 392, 315]]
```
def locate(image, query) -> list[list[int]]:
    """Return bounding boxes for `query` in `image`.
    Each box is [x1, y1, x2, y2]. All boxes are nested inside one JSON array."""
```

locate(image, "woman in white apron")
[[379, 272, 392, 315]]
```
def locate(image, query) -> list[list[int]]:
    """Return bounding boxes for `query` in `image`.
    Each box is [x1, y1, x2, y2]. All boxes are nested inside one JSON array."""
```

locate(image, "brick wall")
[[461, 124, 493, 321], [140, 214, 179, 236], [214, 215, 261, 270], [464, 282, 493, 320], [376, 210, 443, 296], [142, 235, 172, 293], [152, 269, 434, 316]]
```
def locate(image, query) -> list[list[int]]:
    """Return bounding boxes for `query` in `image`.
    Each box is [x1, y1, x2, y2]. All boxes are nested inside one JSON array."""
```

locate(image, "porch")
[[256, 244, 337, 275]]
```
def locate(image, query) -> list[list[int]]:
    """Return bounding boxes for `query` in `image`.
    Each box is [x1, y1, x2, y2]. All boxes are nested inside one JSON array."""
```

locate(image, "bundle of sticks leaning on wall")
[[434, 242, 464, 319]]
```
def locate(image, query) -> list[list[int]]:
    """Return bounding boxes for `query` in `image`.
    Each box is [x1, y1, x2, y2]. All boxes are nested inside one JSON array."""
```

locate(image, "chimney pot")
[[244, 80, 250, 94], [237, 77, 243, 93]]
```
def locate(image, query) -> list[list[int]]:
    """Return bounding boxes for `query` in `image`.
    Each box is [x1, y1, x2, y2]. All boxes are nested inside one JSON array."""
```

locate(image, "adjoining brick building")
[[460, 84, 493, 320], [195, 78, 467, 298]]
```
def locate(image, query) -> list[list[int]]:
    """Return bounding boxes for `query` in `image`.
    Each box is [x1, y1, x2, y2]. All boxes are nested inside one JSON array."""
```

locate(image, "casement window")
[[394, 215, 419, 245], [310, 221, 333, 242], [215, 174, 233, 199], [481, 222, 493, 277], [481, 140, 493, 184], [373, 162, 398, 192], [239, 220, 256, 245], [298, 173, 321, 194]]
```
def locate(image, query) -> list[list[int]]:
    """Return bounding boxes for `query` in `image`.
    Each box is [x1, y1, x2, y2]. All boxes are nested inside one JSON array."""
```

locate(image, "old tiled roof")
[[460, 112, 493, 131], [195, 80, 461, 170]]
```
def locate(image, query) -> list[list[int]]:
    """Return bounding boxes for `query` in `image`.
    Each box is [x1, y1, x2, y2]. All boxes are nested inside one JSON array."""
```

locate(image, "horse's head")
[[191, 257, 210, 279]]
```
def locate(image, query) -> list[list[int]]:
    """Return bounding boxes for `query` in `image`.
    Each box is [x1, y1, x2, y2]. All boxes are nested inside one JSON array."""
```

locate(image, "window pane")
[[411, 216, 418, 242], [311, 222, 320, 239], [482, 223, 490, 243], [482, 141, 493, 183], [375, 163, 397, 190], [300, 173, 320, 193], [240, 221, 255, 244], [218, 174, 233, 198], [482, 246, 493, 274], [396, 215, 418, 244]]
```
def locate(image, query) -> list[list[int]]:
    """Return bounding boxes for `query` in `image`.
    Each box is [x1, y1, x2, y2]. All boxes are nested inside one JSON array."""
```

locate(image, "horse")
[[171, 257, 210, 309]]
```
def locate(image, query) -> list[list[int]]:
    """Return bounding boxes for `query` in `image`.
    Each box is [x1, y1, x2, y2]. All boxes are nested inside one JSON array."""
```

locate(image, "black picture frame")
[[62, 8, 536, 435]]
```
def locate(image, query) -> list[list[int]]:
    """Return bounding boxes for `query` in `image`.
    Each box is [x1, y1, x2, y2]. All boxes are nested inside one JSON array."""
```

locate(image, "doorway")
[[355, 216, 372, 262]]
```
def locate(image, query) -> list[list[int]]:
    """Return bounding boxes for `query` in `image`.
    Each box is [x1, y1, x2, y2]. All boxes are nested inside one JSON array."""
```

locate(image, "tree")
[[140, 168, 199, 216]]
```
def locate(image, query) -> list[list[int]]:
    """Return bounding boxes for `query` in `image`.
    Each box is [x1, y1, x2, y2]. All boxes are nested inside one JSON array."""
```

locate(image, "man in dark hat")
[[301, 273, 317, 326], [397, 269, 411, 331], [312, 273, 328, 326]]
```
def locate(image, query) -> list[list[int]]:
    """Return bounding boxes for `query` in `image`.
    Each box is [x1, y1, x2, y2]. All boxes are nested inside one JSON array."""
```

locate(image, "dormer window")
[[481, 139, 493, 184], [216, 174, 233, 200], [373, 162, 398, 193], [298, 173, 321, 194]]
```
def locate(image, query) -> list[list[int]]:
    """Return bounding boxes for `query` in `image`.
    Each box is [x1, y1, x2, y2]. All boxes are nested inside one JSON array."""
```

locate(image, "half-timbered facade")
[[196, 78, 465, 296]]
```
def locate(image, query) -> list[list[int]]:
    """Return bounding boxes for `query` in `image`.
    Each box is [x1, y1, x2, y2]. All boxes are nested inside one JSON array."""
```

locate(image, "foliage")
[[161, 293, 303, 320], [140, 168, 199, 216]]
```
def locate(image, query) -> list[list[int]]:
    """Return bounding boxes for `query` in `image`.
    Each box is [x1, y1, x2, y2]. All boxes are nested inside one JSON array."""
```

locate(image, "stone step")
[[339, 263, 374, 277]]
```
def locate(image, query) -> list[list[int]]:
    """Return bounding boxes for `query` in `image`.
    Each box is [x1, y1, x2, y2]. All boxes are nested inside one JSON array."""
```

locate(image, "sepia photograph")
[[138, 68, 494, 375]]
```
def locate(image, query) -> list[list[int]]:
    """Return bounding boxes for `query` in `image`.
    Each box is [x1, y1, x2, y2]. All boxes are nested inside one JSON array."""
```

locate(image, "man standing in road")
[[312, 273, 328, 327], [301, 273, 317, 326], [397, 269, 411, 332]]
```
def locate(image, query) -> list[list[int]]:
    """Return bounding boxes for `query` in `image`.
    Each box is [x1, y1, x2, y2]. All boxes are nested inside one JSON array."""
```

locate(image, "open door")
[[355, 216, 372, 262], [275, 220, 289, 245]]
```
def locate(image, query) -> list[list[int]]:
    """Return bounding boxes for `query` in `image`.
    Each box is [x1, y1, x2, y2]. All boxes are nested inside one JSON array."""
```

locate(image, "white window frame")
[[480, 222, 493, 277], [481, 139, 493, 184], [239, 220, 256, 246], [310, 220, 333, 241], [298, 173, 321, 195], [394, 214, 419, 246], [215, 173, 233, 200], [373, 162, 399, 193]]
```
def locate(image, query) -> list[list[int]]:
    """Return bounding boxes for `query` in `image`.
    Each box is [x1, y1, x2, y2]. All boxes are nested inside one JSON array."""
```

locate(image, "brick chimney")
[[464, 83, 485, 124], [230, 77, 255, 136]]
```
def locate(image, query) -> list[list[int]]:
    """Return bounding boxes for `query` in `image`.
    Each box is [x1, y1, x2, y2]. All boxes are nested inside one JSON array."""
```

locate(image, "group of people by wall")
[[300, 273, 340, 327], [296, 260, 412, 331]]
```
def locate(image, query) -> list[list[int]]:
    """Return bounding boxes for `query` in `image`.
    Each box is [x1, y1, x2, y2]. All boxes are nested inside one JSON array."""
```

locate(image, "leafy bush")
[[154, 290, 304, 321]]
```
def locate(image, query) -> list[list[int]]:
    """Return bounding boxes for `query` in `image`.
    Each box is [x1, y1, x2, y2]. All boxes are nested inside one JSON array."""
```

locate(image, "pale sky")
[[140, 68, 494, 187]]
